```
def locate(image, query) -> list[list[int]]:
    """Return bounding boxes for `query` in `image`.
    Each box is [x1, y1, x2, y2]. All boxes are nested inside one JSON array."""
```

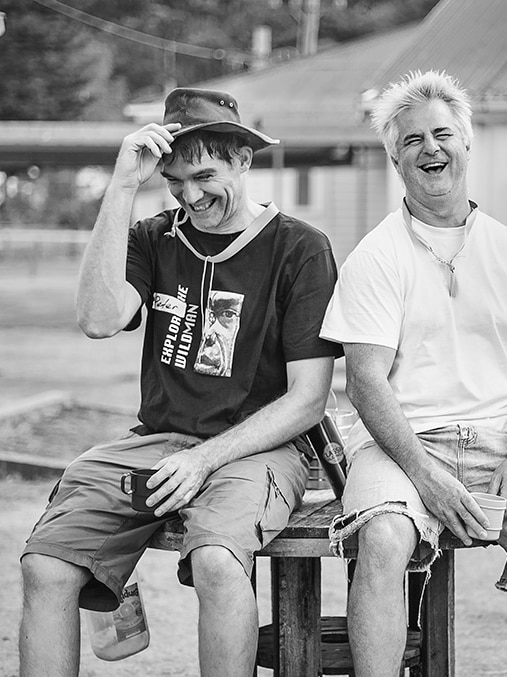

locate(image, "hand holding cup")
[[120, 468, 164, 512], [466, 492, 507, 541]]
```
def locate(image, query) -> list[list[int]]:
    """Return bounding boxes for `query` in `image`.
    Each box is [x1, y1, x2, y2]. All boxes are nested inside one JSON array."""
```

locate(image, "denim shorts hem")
[[329, 500, 440, 573]]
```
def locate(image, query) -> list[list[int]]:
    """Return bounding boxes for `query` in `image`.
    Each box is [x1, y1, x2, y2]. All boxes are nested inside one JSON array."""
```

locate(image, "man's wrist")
[[108, 174, 140, 195], [191, 444, 216, 476]]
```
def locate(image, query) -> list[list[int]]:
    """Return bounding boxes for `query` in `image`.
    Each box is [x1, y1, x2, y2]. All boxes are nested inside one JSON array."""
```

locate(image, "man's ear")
[[238, 146, 253, 172], [390, 155, 400, 174]]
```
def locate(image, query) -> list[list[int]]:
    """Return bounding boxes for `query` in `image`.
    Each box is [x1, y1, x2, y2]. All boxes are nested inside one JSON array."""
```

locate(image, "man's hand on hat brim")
[[114, 123, 182, 189]]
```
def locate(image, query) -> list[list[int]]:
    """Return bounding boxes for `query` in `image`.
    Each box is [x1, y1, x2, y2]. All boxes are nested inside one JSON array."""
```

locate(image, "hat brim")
[[172, 121, 279, 152]]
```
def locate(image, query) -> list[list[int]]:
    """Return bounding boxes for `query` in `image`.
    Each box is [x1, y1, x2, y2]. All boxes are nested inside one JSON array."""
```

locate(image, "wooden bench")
[[151, 487, 489, 676]]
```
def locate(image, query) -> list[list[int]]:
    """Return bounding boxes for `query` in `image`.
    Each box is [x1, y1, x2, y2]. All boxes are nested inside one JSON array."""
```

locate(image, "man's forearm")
[[147, 381, 328, 516], [348, 374, 435, 485], [193, 358, 334, 474], [346, 370, 489, 542], [195, 388, 324, 474], [76, 181, 136, 337]]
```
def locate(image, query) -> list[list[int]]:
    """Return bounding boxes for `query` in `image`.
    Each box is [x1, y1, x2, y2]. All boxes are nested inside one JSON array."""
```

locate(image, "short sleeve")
[[283, 248, 343, 360], [320, 249, 403, 349]]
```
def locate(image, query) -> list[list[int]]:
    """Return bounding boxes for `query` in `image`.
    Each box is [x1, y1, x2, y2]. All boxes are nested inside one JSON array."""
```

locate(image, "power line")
[[31, 0, 247, 63]]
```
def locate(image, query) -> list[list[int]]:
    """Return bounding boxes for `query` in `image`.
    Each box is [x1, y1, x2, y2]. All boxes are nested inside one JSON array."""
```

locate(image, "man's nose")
[[422, 134, 439, 155], [181, 182, 203, 204]]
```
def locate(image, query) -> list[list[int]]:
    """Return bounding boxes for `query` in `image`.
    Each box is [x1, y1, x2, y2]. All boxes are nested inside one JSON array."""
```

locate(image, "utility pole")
[[290, 0, 321, 56], [251, 25, 272, 70], [300, 0, 321, 56]]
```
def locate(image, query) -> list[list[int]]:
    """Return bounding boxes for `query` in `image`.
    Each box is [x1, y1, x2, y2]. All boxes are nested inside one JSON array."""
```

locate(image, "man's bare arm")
[[76, 123, 180, 337], [145, 355, 335, 514], [343, 342, 488, 544]]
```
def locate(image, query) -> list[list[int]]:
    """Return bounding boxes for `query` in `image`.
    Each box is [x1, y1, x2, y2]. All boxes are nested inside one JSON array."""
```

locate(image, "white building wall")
[[249, 165, 359, 266], [363, 149, 389, 233], [468, 124, 507, 223], [131, 174, 177, 223]]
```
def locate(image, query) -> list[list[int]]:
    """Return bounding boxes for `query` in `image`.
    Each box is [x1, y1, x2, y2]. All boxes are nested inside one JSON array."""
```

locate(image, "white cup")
[[467, 492, 507, 541]]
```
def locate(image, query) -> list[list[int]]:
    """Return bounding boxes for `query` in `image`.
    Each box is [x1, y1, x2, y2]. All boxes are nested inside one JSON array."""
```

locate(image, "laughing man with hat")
[[19, 88, 342, 676]]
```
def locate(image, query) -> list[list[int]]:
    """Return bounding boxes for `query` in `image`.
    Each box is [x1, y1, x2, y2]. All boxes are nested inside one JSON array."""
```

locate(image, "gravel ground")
[[1, 404, 137, 462]]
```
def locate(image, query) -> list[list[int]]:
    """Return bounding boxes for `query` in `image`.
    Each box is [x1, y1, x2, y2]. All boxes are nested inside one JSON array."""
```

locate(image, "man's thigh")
[[178, 443, 309, 586], [22, 431, 203, 610], [418, 424, 507, 491], [333, 442, 440, 571]]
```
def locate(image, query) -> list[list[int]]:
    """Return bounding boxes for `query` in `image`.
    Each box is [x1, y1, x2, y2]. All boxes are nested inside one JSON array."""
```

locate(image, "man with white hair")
[[321, 70, 507, 676]]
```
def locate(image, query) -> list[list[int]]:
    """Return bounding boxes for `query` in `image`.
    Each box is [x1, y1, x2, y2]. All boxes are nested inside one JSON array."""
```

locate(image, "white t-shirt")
[[321, 204, 507, 455]]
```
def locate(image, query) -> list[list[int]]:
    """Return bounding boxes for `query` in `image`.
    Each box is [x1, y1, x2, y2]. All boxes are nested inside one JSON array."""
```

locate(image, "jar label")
[[113, 582, 147, 642], [322, 442, 344, 465]]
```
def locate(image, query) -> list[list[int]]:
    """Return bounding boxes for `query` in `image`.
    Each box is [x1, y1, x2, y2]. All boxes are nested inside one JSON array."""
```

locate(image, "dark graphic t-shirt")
[[126, 206, 342, 438]]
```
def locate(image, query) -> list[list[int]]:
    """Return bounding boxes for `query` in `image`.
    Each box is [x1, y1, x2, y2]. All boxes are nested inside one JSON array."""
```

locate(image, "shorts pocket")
[[257, 466, 292, 548]]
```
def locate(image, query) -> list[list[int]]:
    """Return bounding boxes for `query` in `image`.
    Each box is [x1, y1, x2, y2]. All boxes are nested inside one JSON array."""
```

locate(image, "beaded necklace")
[[402, 200, 477, 298]]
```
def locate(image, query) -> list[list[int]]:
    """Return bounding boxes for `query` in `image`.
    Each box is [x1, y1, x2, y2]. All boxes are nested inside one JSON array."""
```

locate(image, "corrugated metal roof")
[[364, 0, 507, 104], [128, 24, 415, 145]]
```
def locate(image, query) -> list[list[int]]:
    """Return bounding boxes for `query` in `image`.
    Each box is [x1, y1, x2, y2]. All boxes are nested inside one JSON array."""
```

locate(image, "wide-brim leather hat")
[[163, 87, 279, 152]]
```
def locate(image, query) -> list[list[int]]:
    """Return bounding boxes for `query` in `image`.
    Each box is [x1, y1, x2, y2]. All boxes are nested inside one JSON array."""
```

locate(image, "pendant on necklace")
[[448, 265, 457, 298]]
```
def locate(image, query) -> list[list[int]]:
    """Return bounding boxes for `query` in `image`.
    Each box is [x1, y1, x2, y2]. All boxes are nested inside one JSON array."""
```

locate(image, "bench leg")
[[421, 550, 455, 677], [271, 557, 322, 677]]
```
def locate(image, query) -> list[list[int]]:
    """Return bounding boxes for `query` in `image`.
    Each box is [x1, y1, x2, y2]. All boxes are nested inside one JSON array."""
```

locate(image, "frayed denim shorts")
[[329, 424, 507, 572]]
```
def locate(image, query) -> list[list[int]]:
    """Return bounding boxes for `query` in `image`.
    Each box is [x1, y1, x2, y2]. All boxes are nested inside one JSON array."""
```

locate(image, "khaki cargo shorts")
[[22, 430, 309, 610]]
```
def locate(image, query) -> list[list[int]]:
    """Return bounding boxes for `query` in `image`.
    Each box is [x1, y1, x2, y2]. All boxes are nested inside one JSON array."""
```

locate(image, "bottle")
[[85, 568, 150, 661], [305, 411, 347, 499]]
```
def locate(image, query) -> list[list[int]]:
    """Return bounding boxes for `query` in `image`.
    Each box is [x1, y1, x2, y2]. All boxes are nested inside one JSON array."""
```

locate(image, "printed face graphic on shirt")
[[194, 291, 244, 377]]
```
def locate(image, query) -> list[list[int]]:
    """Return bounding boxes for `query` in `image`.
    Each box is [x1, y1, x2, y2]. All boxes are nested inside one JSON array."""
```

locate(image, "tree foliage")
[[0, 0, 99, 120], [0, 0, 439, 121]]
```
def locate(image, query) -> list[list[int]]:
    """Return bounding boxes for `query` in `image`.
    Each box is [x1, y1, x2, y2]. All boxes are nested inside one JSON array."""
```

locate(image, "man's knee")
[[192, 545, 247, 596], [21, 553, 90, 597], [357, 511, 418, 572]]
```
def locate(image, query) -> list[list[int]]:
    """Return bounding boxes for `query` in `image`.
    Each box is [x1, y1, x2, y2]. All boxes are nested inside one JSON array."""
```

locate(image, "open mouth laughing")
[[420, 161, 447, 174], [190, 198, 216, 213]]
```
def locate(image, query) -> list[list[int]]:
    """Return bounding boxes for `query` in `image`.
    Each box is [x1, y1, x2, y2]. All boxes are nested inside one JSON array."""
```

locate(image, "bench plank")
[[151, 489, 490, 556], [151, 489, 340, 552]]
